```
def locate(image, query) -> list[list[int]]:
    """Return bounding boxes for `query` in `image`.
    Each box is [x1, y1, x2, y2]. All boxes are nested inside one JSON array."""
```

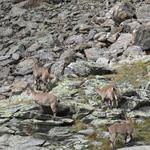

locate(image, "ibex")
[[32, 59, 57, 90], [108, 118, 134, 150], [95, 84, 118, 108], [27, 84, 57, 118]]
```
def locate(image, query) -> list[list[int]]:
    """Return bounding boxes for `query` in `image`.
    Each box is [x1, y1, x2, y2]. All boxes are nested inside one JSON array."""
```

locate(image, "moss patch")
[[134, 119, 150, 144]]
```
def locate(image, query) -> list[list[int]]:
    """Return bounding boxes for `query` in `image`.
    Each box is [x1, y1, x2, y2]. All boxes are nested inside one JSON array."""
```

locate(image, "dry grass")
[[112, 61, 150, 88]]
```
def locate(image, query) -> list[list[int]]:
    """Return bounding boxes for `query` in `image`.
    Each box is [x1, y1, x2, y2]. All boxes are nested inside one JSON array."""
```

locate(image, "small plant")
[[72, 119, 87, 132]]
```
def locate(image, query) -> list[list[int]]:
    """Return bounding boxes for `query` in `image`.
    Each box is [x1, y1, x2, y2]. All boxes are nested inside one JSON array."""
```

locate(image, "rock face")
[[108, 2, 136, 24], [118, 145, 150, 150], [137, 4, 150, 19], [132, 25, 150, 51], [0, 0, 150, 149]]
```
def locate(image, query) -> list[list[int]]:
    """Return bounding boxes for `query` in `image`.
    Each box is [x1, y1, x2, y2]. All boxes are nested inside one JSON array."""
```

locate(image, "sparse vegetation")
[[134, 119, 150, 144], [112, 61, 150, 87], [72, 119, 88, 132]]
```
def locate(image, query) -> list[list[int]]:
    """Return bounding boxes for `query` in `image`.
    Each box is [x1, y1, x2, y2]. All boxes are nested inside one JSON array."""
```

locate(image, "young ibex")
[[95, 84, 118, 108], [108, 118, 134, 150], [27, 84, 57, 118], [32, 59, 57, 90]]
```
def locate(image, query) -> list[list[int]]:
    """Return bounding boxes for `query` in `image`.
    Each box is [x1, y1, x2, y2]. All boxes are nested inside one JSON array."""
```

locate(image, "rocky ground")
[[0, 0, 150, 149]]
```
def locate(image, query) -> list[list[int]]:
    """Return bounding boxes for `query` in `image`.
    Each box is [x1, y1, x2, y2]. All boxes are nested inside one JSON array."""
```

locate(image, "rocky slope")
[[0, 0, 150, 149]]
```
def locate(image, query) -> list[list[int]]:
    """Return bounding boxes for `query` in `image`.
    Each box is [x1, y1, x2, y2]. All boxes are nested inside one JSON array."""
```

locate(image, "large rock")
[[11, 80, 28, 95], [10, 6, 26, 17], [64, 61, 115, 77], [0, 67, 10, 80], [0, 134, 45, 150], [123, 46, 144, 59], [14, 59, 34, 75], [0, 27, 13, 38], [37, 34, 54, 46], [136, 5, 150, 19], [60, 49, 76, 62], [51, 60, 66, 78], [65, 35, 84, 45], [7, 44, 26, 56], [108, 33, 132, 60], [84, 48, 101, 61], [107, 2, 136, 24], [132, 25, 150, 51], [118, 145, 150, 150], [96, 57, 111, 66]]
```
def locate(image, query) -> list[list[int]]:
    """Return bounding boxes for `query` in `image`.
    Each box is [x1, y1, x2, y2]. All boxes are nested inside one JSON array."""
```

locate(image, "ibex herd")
[[26, 59, 134, 149], [27, 59, 58, 118]]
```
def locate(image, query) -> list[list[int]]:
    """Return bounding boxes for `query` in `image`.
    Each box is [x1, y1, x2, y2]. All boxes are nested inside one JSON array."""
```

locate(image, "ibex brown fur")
[[28, 84, 57, 118], [108, 118, 134, 150], [32, 60, 56, 90], [95, 84, 118, 108]]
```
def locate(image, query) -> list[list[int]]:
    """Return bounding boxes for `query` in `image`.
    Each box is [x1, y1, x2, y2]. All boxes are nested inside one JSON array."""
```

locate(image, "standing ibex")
[[95, 84, 118, 108], [108, 118, 134, 150], [27, 84, 58, 118], [32, 59, 57, 91]]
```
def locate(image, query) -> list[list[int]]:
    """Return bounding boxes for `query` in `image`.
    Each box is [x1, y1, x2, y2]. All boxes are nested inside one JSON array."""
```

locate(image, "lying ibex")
[[32, 60, 57, 90], [27, 84, 57, 118], [95, 84, 118, 108], [108, 118, 134, 150]]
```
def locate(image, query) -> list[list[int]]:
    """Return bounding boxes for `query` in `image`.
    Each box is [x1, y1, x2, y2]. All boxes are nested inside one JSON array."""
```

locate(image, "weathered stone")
[[84, 48, 100, 61], [120, 20, 141, 33], [137, 5, 150, 19], [87, 29, 96, 41], [74, 43, 92, 51], [96, 57, 110, 66], [108, 2, 136, 24], [10, 6, 26, 17], [79, 24, 91, 33], [0, 54, 12, 61], [118, 145, 150, 150], [60, 50, 76, 61], [12, 53, 20, 60], [27, 42, 42, 52], [37, 34, 54, 46], [94, 17, 106, 25], [0, 94, 6, 100], [64, 61, 115, 77], [132, 25, 150, 51], [14, 59, 34, 75], [78, 128, 95, 136], [0, 134, 45, 150], [0, 59, 15, 67], [108, 33, 132, 59], [127, 106, 150, 118], [94, 32, 107, 42], [51, 60, 66, 78], [0, 27, 13, 38], [7, 44, 26, 55], [65, 35, 83, 45], [0, 86, 11, 94], [11, 80, 28, 94], [36, 50, 55, 61], [123, 46, 144, 58]]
